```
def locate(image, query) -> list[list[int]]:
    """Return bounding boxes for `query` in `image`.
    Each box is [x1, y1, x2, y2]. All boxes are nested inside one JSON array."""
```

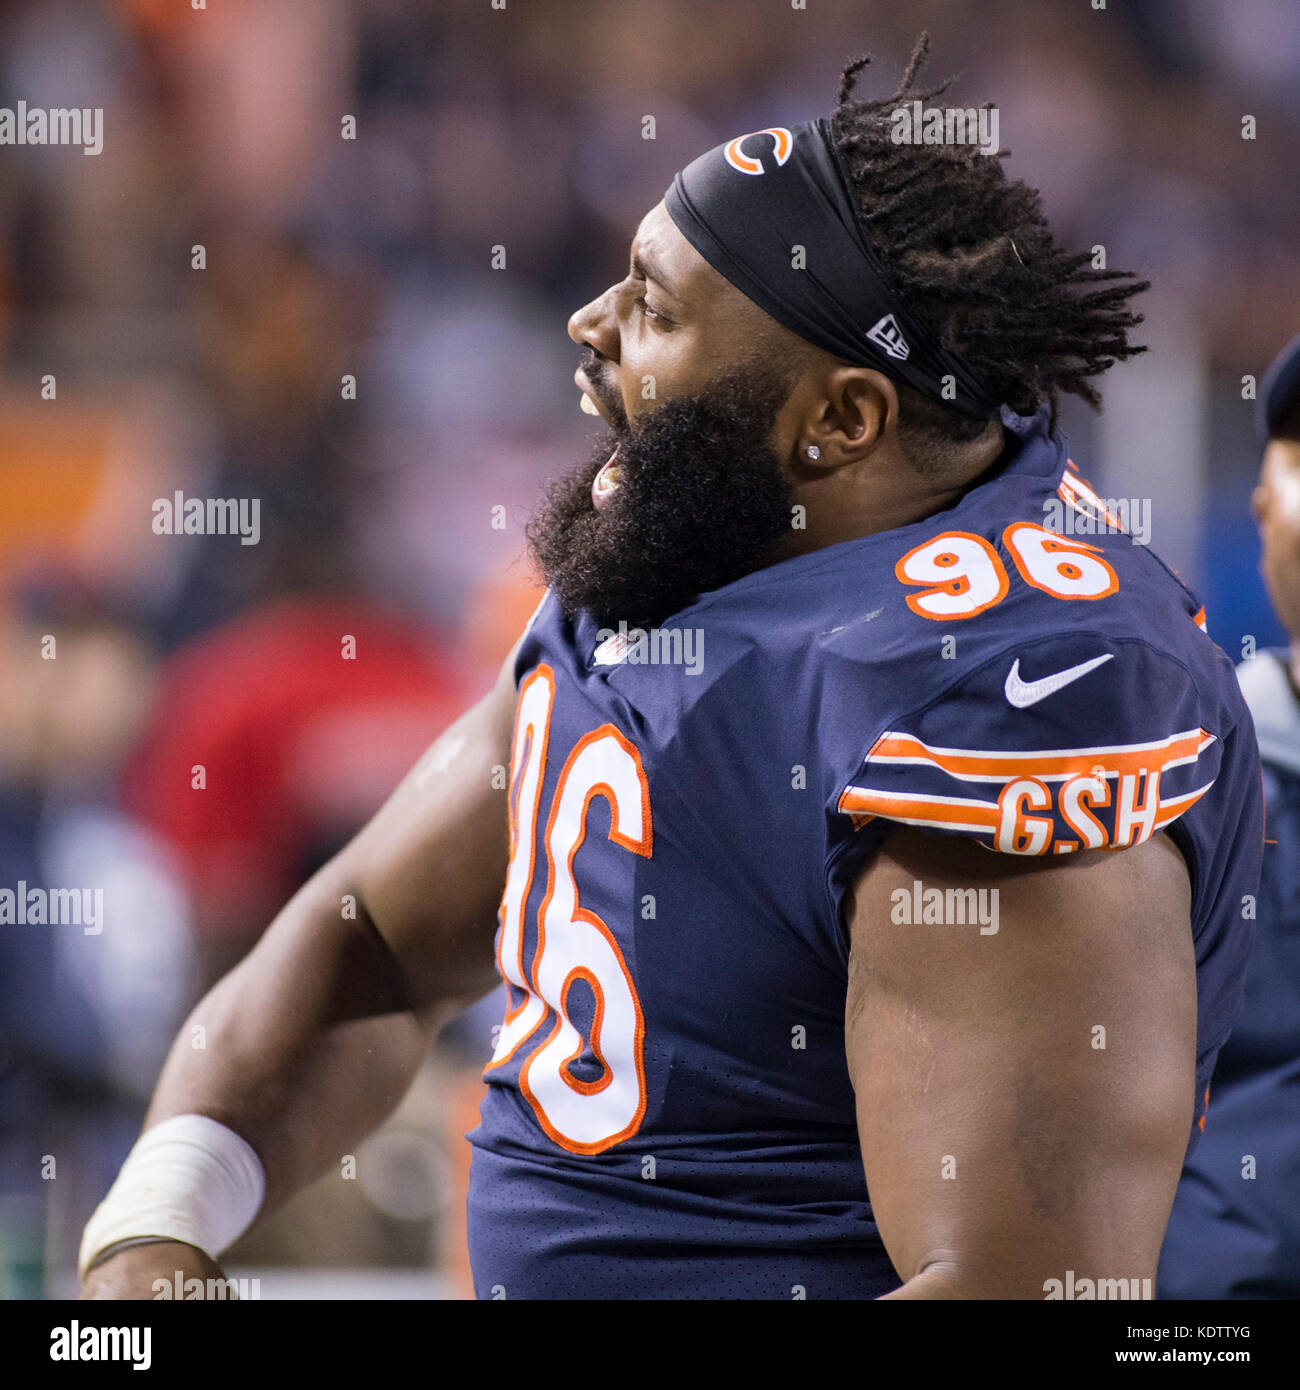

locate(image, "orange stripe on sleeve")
[[864, 728, 1214, 783]]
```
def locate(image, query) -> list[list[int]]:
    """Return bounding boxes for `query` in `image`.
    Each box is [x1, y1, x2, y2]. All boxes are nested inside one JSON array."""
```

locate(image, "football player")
[[80, 39, 1263, 1300]]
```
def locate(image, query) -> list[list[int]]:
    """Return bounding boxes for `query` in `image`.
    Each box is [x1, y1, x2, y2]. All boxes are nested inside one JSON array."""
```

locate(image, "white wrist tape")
[[78, 1114, 265, 1279]]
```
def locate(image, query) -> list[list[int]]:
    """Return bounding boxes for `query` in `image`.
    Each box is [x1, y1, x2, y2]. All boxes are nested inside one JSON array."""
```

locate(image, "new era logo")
[[866, 313, 910, 361]]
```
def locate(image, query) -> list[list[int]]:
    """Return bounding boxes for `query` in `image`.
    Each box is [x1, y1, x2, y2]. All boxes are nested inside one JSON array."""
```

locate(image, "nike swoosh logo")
[[1004, 653, 1114, 708]]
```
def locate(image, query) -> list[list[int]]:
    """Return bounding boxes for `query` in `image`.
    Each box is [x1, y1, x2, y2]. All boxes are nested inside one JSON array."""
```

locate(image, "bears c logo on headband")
[[723, 127, 794, 176]]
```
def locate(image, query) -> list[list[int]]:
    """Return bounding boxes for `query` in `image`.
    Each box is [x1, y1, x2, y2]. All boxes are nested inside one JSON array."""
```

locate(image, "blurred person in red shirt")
[[123, 597, 469, 978]]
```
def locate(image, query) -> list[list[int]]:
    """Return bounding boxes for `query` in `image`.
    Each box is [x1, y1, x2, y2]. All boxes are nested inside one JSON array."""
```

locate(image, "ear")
[[799, 367, 899, 471], [1251, 483, 1268, 528]]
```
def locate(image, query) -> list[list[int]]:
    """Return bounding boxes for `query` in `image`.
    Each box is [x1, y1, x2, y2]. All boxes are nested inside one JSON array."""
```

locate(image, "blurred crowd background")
[[1, 0, 1297, 1298]]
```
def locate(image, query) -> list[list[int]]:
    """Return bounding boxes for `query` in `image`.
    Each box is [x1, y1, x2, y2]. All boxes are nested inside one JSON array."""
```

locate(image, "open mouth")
[[591, 445, 622, 511], [574, 366, 615, 425], [575, 367, 624, 511]]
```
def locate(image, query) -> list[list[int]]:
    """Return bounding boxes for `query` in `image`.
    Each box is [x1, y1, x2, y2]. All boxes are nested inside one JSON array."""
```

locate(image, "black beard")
[[527, 365, 796, 630]]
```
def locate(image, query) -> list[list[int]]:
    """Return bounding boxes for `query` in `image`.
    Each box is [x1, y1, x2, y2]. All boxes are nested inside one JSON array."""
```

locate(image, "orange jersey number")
[[897, 523, 1119, 620], [487, 669, 653, 1154]]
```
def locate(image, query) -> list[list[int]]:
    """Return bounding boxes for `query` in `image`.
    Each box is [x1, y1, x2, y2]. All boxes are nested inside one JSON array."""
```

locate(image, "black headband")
[[664, 117, 1002, 417]]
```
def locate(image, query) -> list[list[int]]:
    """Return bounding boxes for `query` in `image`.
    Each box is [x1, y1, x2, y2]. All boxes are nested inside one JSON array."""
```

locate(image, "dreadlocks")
[[831, 33, 1149, 458]]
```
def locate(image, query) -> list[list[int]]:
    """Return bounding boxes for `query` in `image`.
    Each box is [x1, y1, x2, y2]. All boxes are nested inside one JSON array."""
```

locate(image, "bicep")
[[845, 826, 1197, 1298], [325, 644, 519, 1011]]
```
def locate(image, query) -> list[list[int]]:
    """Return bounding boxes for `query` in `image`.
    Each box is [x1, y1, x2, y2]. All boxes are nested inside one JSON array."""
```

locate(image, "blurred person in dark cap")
[[1158, 333, 1300, 1298]]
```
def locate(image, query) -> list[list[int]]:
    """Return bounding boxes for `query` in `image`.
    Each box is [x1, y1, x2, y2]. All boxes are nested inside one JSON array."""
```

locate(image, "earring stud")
[[806, 445, 821, 460]]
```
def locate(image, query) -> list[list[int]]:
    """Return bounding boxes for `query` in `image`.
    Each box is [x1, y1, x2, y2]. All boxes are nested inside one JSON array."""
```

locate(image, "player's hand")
[[79, 1240, 230, 1300]]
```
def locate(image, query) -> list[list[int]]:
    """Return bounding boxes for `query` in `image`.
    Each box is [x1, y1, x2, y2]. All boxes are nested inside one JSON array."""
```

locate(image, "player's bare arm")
[[848, 829, 1196, 1299], [79, 643, 520, 1297]]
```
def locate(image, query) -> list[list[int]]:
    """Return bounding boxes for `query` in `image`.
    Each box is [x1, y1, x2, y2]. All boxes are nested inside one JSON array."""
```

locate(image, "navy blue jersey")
[[1159, 650, 1300, 1298], [466, 407, 1264, 1300]]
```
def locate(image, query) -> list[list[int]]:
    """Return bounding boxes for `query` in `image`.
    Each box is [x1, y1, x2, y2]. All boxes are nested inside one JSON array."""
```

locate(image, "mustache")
[[577, 348, 629, 432]]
